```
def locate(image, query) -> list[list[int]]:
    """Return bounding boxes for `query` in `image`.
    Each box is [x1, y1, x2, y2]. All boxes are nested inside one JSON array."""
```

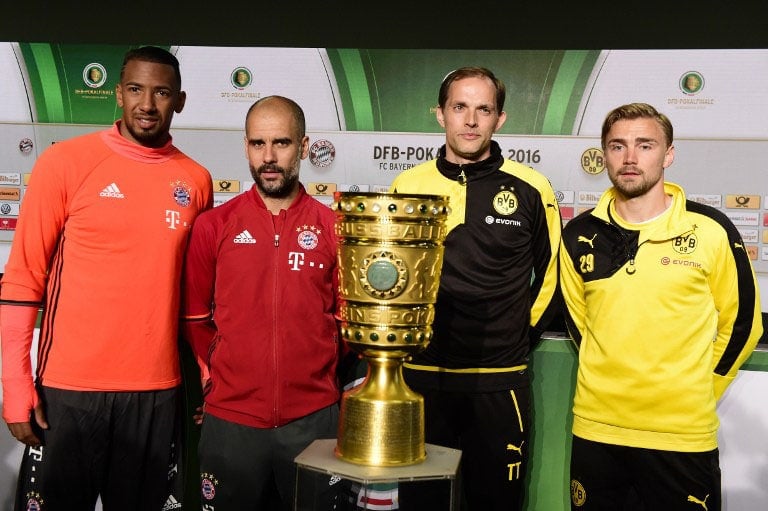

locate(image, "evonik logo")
[[484, 215, 521, 226], [659, 256, 702, 268]]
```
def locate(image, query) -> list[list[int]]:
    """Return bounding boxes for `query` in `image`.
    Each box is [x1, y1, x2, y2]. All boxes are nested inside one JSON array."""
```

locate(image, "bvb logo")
[[672, 233, 698, 255], [571, 479, 586, 507], [581, 148, 605, 175], [493, 190, 518, 215]]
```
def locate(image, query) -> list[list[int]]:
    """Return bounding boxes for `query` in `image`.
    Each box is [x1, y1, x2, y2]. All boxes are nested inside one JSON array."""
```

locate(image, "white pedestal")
[[294, 439, 462, 510]]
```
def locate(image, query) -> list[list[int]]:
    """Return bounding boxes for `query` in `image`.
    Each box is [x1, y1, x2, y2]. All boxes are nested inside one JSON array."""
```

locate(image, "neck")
[[614, 193, 672, 224], [260, 190, 298, 215]]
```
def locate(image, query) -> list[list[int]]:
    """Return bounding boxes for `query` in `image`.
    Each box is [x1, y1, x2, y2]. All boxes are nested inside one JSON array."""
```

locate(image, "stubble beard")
[[124, 121, 168, 148], [250, 163, 299, 198], [609, 166, 659, 200], [449, 137, 491, 163]]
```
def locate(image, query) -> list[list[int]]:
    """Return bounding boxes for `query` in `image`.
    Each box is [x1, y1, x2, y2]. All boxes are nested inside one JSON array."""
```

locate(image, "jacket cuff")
[[2, 377, 38, 423]]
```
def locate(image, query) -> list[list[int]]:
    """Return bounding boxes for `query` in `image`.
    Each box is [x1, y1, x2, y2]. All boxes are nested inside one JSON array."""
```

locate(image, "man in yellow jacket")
[[559, 103, 762, 511]]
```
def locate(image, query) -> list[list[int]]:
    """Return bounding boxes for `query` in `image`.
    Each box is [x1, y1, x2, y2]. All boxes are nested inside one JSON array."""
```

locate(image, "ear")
[[495, 111, 507, 132], [436, 106, 445, 128], [115, 84, 124, 108], [663, 144, 675, 169], [174, 90, 187, 114], [300, 135, 310, 160]]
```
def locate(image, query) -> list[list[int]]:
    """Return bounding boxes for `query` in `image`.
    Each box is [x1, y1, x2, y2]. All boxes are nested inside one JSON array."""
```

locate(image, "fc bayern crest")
[[201, 477, 217, 500], [171, 181, 192, 207], [297, 226, 320, 250], [309, 139, 336, 168]]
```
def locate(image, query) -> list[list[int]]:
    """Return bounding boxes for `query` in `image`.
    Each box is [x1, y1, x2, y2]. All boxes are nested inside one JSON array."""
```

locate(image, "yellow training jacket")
[[559, 182, 762, 452]]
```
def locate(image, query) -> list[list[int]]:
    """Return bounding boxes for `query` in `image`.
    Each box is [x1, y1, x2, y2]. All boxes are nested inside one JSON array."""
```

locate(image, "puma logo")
[[734, 242, 744, 250], [687, 494, 709, 510], [577, 234, 597, 248], [506, 441, 524, 456]]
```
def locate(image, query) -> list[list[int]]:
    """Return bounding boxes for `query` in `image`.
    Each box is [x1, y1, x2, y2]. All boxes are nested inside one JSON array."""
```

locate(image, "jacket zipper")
[[271, 212, 283, 425], [458, 167, 467, 185]]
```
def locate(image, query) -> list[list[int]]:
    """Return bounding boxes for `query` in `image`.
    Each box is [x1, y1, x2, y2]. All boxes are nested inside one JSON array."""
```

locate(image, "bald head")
[[243, 95, 309, 204], [245, 96, 306, 140]]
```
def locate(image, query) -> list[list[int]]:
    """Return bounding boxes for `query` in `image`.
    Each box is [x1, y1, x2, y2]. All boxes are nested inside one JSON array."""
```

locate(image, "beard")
[[608, 166, 661, 199], [250, 162, 299, 198], [123, 121, 169, 148]]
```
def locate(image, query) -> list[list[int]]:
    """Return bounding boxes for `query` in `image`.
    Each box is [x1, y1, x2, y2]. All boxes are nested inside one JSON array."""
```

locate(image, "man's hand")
[[192, 404, 205, 426], [6, 400, 48, 447]]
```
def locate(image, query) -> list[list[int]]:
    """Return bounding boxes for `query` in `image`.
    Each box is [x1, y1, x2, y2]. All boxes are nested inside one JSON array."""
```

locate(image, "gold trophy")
[[333, 192, 449, 466]]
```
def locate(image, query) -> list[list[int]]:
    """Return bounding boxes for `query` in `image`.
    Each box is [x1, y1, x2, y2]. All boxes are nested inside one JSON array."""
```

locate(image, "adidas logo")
[[162, 495, 182, 510], [234, 229, 256, 244], [99, 183, 125, 198]]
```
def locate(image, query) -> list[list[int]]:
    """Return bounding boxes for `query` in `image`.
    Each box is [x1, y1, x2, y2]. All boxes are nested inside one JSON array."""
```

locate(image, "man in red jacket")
[[181, 96, 344, 510]]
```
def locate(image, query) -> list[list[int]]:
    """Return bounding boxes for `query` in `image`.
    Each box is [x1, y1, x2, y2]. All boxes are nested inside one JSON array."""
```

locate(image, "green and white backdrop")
[[1, 44, 767, 510]]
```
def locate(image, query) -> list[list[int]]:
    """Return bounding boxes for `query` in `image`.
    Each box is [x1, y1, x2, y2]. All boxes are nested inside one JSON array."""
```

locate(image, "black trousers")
[[15, 386, 181, 511], [570, 435, 721, 510], [197, 404, 339, 511], [400, 384, 531, 511]]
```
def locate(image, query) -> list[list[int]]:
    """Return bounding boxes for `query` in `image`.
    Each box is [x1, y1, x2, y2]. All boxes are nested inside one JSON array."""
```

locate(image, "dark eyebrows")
[[606, 137, 659, 146], [447, 100, 496, 114], [247, 136, 293, 145], [122, 81, 174, 92]]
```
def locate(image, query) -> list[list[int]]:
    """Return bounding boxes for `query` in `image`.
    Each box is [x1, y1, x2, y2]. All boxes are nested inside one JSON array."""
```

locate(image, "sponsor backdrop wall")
[[1, 44, 767, 509]]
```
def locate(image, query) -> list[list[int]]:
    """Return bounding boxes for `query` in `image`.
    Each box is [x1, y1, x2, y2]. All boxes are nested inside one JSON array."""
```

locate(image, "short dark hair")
[[245, 96, 306, 138], [601, 103, 673, 149], [438, 66, 506, 114], [120, 46, 182, 89]]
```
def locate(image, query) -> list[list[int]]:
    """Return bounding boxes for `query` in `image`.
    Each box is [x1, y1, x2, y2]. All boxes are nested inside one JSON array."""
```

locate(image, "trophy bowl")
[[333, 192, 449, 466]]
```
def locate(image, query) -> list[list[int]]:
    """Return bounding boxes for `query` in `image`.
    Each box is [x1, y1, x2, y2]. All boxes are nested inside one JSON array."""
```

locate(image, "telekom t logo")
[[165, 210, 181, 230], [288, 252, 304, 271]]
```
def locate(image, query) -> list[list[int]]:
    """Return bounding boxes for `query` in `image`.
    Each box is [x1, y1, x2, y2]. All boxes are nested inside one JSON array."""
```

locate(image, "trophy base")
[[335, 356, 425, 466]]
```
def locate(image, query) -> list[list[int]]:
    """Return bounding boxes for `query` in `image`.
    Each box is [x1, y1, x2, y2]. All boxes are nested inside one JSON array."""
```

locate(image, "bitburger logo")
[[309, 139, 336, 168]]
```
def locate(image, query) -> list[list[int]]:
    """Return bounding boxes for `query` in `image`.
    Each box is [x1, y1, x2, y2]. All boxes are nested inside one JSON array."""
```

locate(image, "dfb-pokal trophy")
[[333, 192, 449, 466]]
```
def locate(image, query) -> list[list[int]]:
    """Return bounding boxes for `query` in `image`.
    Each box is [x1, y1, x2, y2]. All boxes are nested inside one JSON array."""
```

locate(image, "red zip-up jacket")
[[181, 184, 341, 428]]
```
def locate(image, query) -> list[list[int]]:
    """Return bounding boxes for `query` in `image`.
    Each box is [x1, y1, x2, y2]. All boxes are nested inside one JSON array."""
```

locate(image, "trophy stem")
[[335, 353, 425, 466]]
